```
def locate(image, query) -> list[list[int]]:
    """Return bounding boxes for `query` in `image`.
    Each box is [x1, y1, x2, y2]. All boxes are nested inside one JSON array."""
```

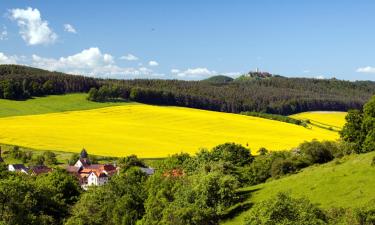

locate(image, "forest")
[[1, 64, 375, 115]]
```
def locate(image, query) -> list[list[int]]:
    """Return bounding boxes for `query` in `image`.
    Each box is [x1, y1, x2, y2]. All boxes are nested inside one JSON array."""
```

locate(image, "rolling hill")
[[0, 94, 341, 158], [222, 151, 375, 225]]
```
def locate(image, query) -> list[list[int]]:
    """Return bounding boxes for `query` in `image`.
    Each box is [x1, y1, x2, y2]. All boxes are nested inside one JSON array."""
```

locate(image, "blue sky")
[[1, 0, 375, 80]]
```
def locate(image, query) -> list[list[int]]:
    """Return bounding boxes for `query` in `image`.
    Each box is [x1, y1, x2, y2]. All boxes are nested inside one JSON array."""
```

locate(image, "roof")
[[89, 171, 108, 178], [10, 164, 28, 171], [140, 167, 155, 175], [162, 168, 184, 177], [29, 165, 52, 175], [66, 165, 81, 173]]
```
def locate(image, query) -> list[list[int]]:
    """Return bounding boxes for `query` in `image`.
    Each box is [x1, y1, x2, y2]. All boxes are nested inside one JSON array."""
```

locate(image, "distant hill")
[[1, 64, 375, 115], [235, 71, 274, 81], [203, 75, 234, 84]]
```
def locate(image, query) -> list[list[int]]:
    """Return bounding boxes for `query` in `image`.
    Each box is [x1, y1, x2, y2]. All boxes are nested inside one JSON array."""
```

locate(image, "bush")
[[299, 140, 334, 164], [244, 193, 327, 225], [271, 159, 297, 178]]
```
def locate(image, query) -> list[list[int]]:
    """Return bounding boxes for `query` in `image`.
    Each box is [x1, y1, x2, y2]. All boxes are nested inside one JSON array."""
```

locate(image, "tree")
[[43, 151, 58, 165], [340, 109, 364, 152], [244, 193, 327, 225], [362, 96, 375, 152], [271, 158, 297, 178], [299, 140, 334, 164], [199, 143, 254, 167], [87, 87, 99, 101]]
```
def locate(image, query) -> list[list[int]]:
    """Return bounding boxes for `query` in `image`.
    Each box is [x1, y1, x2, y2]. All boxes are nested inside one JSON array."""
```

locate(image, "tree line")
[[1, 64, 375, 115]]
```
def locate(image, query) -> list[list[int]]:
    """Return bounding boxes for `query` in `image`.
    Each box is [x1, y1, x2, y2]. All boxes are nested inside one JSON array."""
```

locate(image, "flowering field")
[[290, 111, 347, 131], [0, 103, 340, 158]]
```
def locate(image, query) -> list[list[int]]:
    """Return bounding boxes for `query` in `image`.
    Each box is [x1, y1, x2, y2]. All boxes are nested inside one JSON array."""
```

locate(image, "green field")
[[221, 151, 375, 224], [0, 93, 129, 118]]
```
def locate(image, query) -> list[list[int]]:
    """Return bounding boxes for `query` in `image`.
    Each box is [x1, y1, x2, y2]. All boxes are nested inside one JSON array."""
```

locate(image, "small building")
[[8, 164, 28, 174], [140, 167, 155, 176], [29, 165, 52, 175]]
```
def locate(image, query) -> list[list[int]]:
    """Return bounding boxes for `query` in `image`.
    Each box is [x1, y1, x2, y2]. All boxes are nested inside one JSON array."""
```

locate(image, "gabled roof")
[[66, 165, 81, 173], [10, 164, 28, 171], [29, 165, 52, 175]]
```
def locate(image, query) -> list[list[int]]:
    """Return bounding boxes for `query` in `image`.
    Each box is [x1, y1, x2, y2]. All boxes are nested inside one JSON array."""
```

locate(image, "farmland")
[[0, 94, 341, 158], [290, 111, 347, 131]]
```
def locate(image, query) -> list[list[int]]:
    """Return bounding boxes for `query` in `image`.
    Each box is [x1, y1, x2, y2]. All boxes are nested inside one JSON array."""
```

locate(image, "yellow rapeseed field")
[[0, 104, 340, 158], [290, 111, 347, 130]]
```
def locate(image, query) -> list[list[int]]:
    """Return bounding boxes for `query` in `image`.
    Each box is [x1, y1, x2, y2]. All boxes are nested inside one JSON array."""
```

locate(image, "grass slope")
[[0, 95, 339, 157], [290, 111, 347, 131], [0, 93, 128, 118], [222, 151, 375, 225]]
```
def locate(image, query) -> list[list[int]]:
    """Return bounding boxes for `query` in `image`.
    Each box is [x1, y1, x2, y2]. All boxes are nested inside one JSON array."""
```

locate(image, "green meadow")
[[222, 151, 375, 224]]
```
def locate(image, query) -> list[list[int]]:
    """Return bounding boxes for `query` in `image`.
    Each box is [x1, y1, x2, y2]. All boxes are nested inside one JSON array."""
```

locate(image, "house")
[[87, 171, 108, 186], [140, 167, 155, 175], [66, 149, 118, 189], [29, 165, 52, 175], [8, 164, 28, 174]]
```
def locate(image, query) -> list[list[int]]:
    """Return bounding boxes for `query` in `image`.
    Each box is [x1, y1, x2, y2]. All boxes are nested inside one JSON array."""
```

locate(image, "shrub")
[[271, 158, 297, 178], [244, 193, 327, 225], [299, 140, 334, 164]]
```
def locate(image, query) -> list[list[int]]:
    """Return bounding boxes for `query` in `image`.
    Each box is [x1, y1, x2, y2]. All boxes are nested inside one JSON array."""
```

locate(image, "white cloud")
[[222, 72, 241, 77], [315, 75, 325, 79], [148, 60, 159, 66], [64, 24, 76, 33], [0, 52, 18, 64], [30, 47, 159, 78], [176, 67, 216, 78], [0, 26, 8, 40], [356, 66, 375, 74], [9, 7, 57, 45], [171, 69, 180, 74], [120, 54, 138, 61]]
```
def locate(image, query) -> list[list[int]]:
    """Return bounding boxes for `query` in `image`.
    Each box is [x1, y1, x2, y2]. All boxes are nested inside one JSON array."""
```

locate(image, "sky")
[[1, 0, 375, 80]]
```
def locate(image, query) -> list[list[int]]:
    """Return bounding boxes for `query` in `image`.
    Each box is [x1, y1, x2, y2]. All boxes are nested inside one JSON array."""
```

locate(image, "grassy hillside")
[[0, 95, 339, 157], [290, 111, 347, 131], [222, 151, 375, 225], [0, 93, 128, 118]]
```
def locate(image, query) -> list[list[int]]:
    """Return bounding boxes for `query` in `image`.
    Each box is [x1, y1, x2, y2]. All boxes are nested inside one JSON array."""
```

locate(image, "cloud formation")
[[9, 7, 57, 45], [0, 26, 8, 40], [174, 67, 216, 78], [356, 66, 375, 74], [120, 54, 139, 61], [30, 47, 159, 78], [148, 60, 159, 66], [64, 24, 77, 33], [0, 52, 18, 64]]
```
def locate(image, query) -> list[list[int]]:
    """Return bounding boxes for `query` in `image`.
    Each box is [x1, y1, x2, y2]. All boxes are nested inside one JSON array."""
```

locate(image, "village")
[[1, 147, 155, 190]]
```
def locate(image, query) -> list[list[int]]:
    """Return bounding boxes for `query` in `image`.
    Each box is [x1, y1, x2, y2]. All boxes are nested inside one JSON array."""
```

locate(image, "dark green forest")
[[1, 64, 374, 115]]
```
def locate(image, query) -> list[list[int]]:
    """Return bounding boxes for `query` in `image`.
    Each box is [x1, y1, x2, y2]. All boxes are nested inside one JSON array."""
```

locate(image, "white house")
[[87, 171, 109, 186], [8, 164, 28, 174]]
